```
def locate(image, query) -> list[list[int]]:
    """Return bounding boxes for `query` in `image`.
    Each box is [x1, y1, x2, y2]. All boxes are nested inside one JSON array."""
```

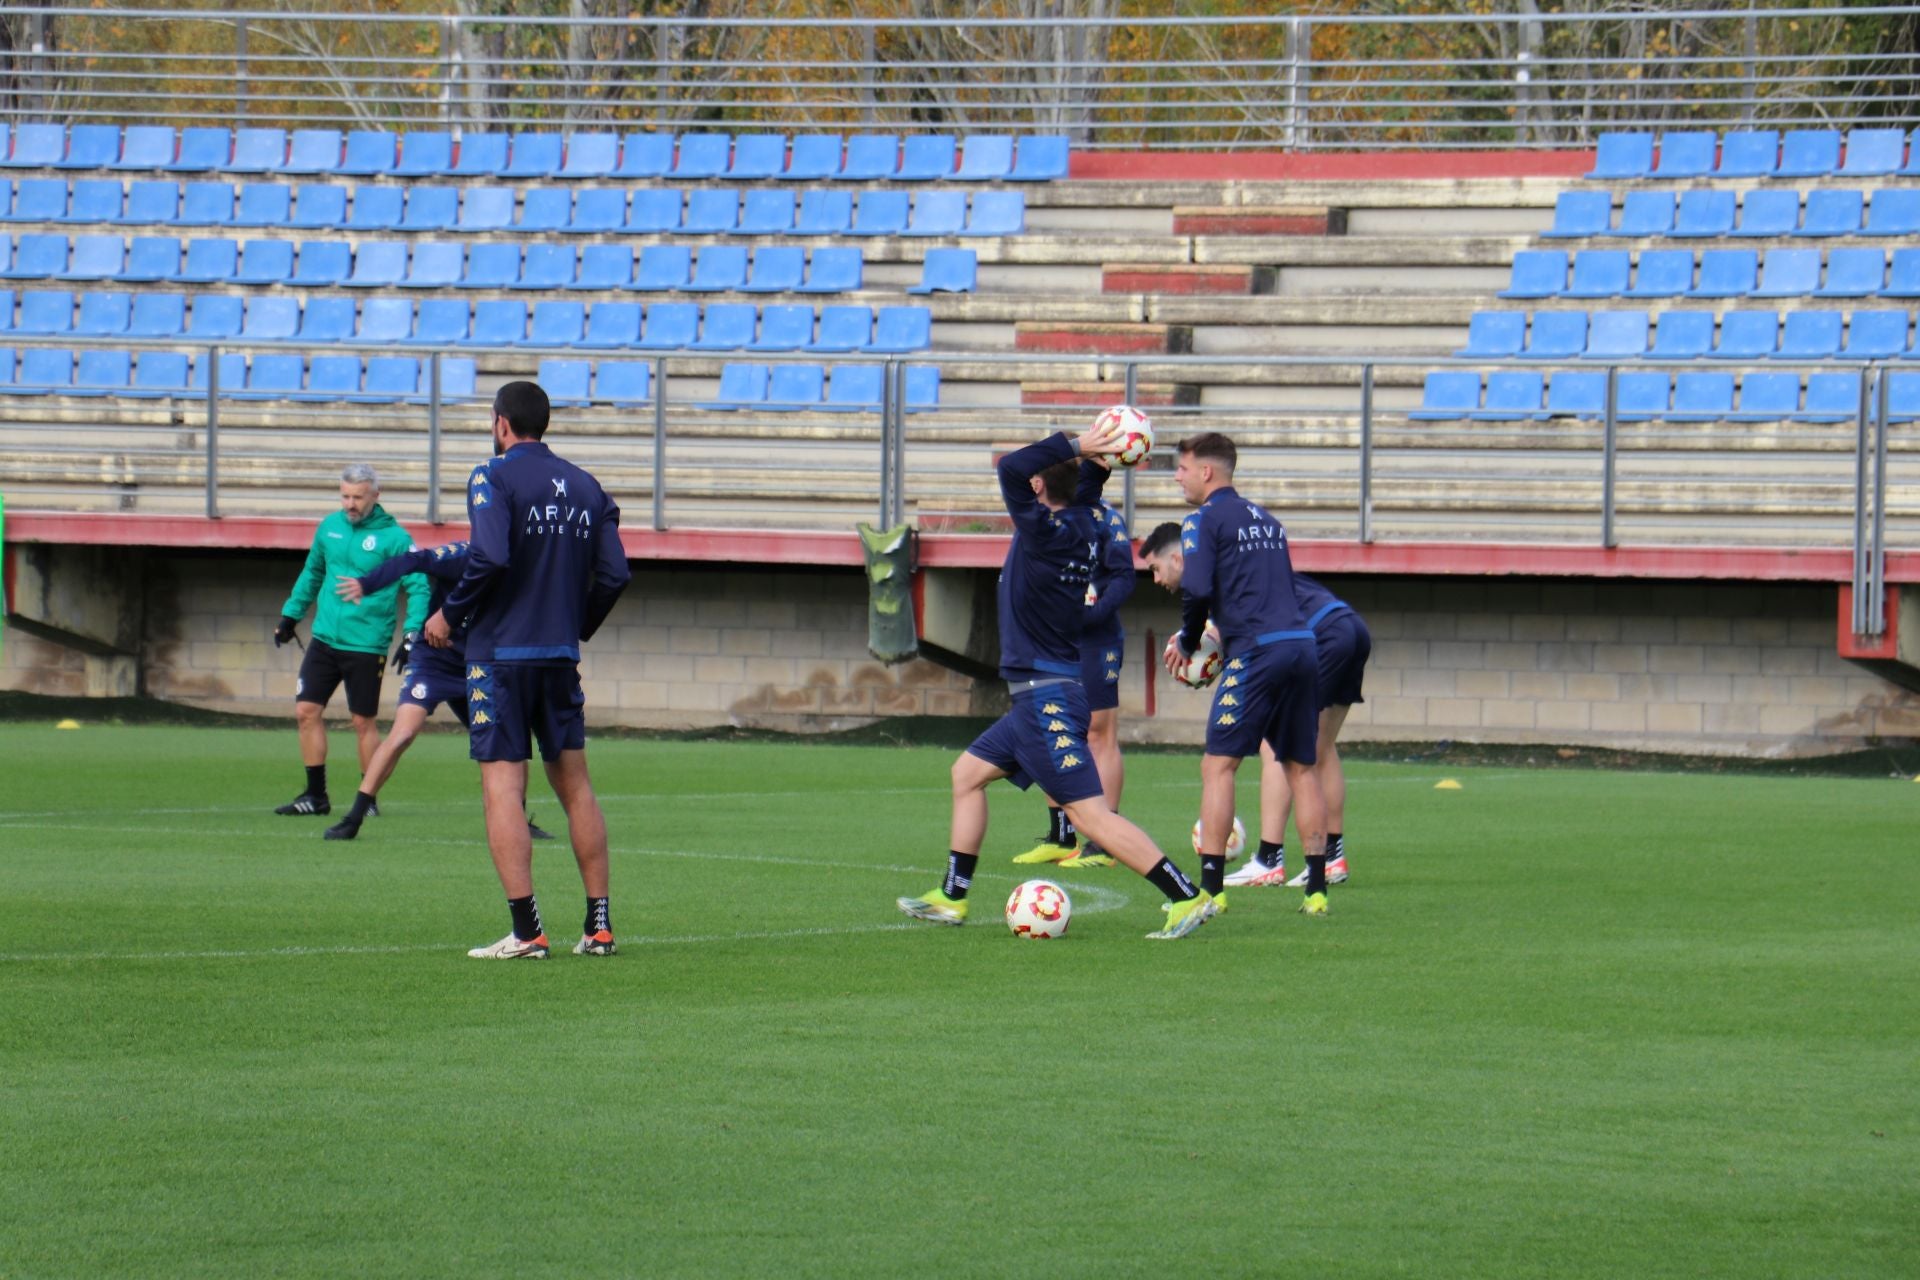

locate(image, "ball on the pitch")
[[1166, 624, 1224, 688], [1094, 404, 1154, 468], [1191, 816, 1248, 861], [1005, 878, 1072, 939]]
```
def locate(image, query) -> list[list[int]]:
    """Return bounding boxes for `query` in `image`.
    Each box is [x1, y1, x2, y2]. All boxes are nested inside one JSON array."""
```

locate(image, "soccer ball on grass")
[[1005, 879, 1072, 938], [1093, 404, 1154, 468]]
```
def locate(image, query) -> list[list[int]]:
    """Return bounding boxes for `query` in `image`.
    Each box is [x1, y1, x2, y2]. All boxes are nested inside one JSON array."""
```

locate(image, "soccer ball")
[[1095, 404, 1154, 468], [1191, 816, 1248, 860], [1005, 879, 1072, 938], [1166, 624, 1224, 688]]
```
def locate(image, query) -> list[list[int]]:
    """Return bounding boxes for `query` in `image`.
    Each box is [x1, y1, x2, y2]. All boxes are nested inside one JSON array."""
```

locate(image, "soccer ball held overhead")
[[1094, 404, 1154, 468]]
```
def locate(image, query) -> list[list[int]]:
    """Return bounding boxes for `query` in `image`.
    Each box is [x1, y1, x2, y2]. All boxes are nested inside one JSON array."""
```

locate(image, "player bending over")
[[898, 419, 1213, 940]]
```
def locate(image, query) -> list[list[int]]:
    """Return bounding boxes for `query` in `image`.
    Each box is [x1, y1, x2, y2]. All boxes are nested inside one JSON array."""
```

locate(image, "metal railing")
[[0, 6, 1915, 147]]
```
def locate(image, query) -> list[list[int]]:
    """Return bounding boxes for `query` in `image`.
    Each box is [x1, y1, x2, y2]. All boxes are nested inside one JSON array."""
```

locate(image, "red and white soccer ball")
[[1005, 879, 1072, 939], [1191, 816, 1248, 861], [1095, 404, 1154, 468], [1165, 624, 1224, 689]]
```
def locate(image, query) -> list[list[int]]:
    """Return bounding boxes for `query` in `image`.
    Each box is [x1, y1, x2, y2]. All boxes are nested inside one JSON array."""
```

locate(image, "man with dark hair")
[[426, 380, 632, 959], [1142, 433, 1334, 917], [897, 420, 1214, 940]]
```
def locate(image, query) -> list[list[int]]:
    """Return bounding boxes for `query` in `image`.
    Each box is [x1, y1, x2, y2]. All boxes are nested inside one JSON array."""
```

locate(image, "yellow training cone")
[[55, 719, 81, 729], [1434, 778, 1463, 790]]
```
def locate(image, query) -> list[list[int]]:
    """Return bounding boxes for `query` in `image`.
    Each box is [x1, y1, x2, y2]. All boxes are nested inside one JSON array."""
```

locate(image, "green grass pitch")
[[1, 721, 1914, 1278]]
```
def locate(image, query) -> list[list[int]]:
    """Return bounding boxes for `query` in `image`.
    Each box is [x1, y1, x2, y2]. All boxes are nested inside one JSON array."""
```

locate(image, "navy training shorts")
[[1204, 638, 1319, 766], [395, 660, 471, 727], [466, 662, 587, 764], [1314, 611, 1372, 711], [966, 680, 1105, 805], [1079, 632, 1123, 713]]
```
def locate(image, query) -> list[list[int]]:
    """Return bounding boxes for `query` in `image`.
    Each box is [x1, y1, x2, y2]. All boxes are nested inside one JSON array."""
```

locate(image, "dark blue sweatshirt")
[[1083, 499, 1134, 650], [1292, 572, 1352, 632], [995, 433, 1112, 683], [440, 440, 632, 665], [359, 541, 472, 678], [1177, 485, 1310, 657]]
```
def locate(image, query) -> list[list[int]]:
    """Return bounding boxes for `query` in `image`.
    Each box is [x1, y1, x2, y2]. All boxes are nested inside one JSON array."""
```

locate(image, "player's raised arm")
[[440, 464, 510, 633], [1085, 517, 1136, 632]]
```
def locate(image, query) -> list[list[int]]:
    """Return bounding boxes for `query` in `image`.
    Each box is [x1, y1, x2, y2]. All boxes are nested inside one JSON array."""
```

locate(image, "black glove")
[[392, 631, 418, 673], [273, 616, 298, 647]]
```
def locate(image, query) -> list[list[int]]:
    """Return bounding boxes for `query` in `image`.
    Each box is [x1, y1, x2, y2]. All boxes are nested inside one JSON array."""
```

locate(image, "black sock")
[[1200, 854, 1225, 895], [585, 896, 610, 936], [344, 791, 375, 823], [1327, 833, 1344, 860], [1144, 857, 1199, 902], [305, 764, 326, 797], [1048, 806, 1076, 849], [1256, 839, 1284, 868], [508, 894, 543, 941], [942, 851, 979, 900], [1306, 853, 1328, 896]]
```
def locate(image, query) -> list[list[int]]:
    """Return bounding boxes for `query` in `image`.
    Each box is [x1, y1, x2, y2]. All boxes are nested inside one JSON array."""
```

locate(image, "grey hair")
[[341, 463, 379, 491]]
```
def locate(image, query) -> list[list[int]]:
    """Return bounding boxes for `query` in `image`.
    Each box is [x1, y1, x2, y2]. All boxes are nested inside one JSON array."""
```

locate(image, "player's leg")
[[1230, 740, 1291, 887], [900, 748, 1007, 925], [1057, 705, 1122, 869], [1059, 799, 1210, 939], [324, 700, 429, 840], [1269, 645, 1330, 915], [1318, 704, 1352, 884], [465, 664, 549, 958], [1013, 792, 1078, 865], [278, 642, 341, 814], [542, 747, 615, 954]]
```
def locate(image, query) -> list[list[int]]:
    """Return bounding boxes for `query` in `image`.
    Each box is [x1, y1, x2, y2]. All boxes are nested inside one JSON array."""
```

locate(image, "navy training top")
[[1292, 571, 1353, 633], [995, 432, 1112, 683], [1177, 484, 1310, 657], [359, 541, 472, 678], [1082, 498, 1134, 653]]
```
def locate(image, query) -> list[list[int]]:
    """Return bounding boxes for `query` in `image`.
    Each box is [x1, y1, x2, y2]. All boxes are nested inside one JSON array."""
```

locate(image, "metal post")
[[877, 361, 893, 527], [1870, 366, 1891, 634], [892, 364, 907, 528], [1851, 367, 1871, 634], [860, 26, 877, 128], [651, 357, 667, 531], [235, 18, 250, 123], [1601, 364, 1618, 548], [441, 18, 458, 129], [205, 346, 220, 519], [1295, 19, 1313, 150], [1742, 13, 1760, 127], [1357, 362, 1373, 543], [1122, 361, 1140, 534], [426, 353, 442, 525]]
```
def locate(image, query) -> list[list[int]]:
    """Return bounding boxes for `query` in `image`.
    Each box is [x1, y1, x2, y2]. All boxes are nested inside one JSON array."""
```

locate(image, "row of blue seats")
[[0, 289, 932, 352], [1588, 128, 1916, 181], [1503, 247, 1920, 301], [1460, 309, 1920, 362], [0, 178, 1025, 238], [0, 124, 1066, 183], [1414, 369, 1918, 423], [1542, 189, 1920, 240]]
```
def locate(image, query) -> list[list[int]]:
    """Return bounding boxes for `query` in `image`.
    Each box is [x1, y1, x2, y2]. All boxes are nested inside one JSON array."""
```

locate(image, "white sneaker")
[[466, 932, 550, 959], [1286, 855, 1351, 887], [1225, 856, 1289, 887]]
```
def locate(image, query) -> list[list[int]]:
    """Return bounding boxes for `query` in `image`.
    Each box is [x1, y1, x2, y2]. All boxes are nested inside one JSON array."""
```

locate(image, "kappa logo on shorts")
[[1222, 676, 1239, 688], [1054, 735, 1076, 750], [1104, 650, 1118, 663], [473, 710, 491, 725], [1219, 694, 1239, 707], [1061, 753, 1083, 768], [1104, 668, 1118, 680], [470, 689, 487, 702], [468, 666, 485, 679], [1047, 719, 1068, 732], [1216, 713, 1237, 726], [1041, 703, 1062, 715]]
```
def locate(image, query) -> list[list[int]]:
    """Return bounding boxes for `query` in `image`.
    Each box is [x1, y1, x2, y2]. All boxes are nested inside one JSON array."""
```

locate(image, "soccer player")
[[427, 381, 631, 960], [1141, 432, 1333, 917], [323, 541, 554, 845], [897, 419, 1213, 940], [1012, 495, 1134, 870], [271, 463, 427, 818]]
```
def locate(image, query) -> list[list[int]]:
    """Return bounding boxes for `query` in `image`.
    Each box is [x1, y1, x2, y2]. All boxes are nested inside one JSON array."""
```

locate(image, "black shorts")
[[296, 638, 387, 718]]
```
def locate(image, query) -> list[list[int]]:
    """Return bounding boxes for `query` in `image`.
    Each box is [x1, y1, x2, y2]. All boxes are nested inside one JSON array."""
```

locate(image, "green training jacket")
[[278, 505, 429, 654]]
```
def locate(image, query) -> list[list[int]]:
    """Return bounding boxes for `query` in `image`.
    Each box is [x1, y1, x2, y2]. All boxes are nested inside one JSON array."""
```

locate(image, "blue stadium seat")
[[1801, 372, 1863, 422], [1774, 310, 1841, 359], [1544, 370, 1605, 419], [119, 180, 179, 226], [113, 126, 176, 171], [177, 237, 237, 283], [343, 240, 406, 288], [4, 124, 64, 168], [283, 129, 342, 175], [559, 132, 618, 179], [1653, 131, 1716, 179], [613, 132, 674, 179], [795, 188, 853, 234], [347, 186, 403, 231], [75, 291, 131, 336], [569, 244, 634, 291], [626, 187, 683, 234], [1625, 249, 1693, 298], [1586, 132, 1653, 180], [1501, 250, 1568, 299], [738, 189, 794, 235], [127, 351, 190, 398], [451, 133, 508, 176], [673, 133, 731, 179], [538, 358, 591, 407], [1865, 189, 1920, 237], [1717, 130, 1779, 177], [827, 364, 884, 410], [122, 239, 182, 285], [1730, 372, 1800, 421], [234, 238, 293, 285], [909, 247, 977, 294], [1815, 248, 1887, 298], [635, 302, 698, 349], [786, 135, 842, 180], [798, 246, 860, 293], [1884, 249, 1920, 298], [728, 135, 787, 180], [1010, 135, 1070, 181], [1540, 191, 1611, 238], [242, 295, 300, 341], [955, 135, 1013, 180], [907, 190, 967, 237], [1670, 189, 1735, 238], [966, 191, 1025, 236], [1891, 374, 1920, 423], [515, 243, 576, 290], [1456, 311, 1525, 358], [63, 179, 123, 223], [1606, 191, 1674, 239], [1565, 250, 1630, 298], [870, 305, 932, 353], [1, 178, 62, 221], [596, 361, 652, 406], [1611, 371, 1667, 420], [1840, 309, 1910, 360], [904, 365, 941, 411], [683, 188, 740, 234], [295, 355, 361, 402], [400, 186, 458, 231], [1667, 371, 1736, 421], [0, 234, 64, 279], [238, 353, 304, 401], [1732, 188, 1799, 237], [1654, 313, 1727, 359], [631, 244, 692, 291], [421, 355, 477, 403], [232, 182, 291, 228], [289, 184, 348, 229], [1583, 310, 1648, 360], [463, 299, 526, 346], [1710, 310, 1779, 359], [898, 135, 956, 182], [569, 188, 627, 234], [358, 356, 420, 403], [1752, 248, 1821, 298], [186, 294, 242, 340], [409, 298, 470, 346], [706, 362, 769, 410], [165, 128, 231, 173], [1523, 311, 1587, 359], [766, 363, 826, 411], [743, 245, 804, 293], [458, 186, 515, 231], [128, 292, 185, 338], [689, 303, 757, 351], [226, 128, 287, 174], [1692, 249, 1758, 298], [501, 133, 563, 179], [850, 190, 908, 236], [402, 241, 463, 289], [748, 304, 814, 352], [579, 301, 642, 349], [392, 131, 452, 177], [1795, 189, 1863, 237], [1777, 130, 1841, 178], [179, 181, 235, 226], [1840, 127, 1906, 176], [339, 131, 398, 176], [59, 125, 121, 170], [517, 188, 570, 232], [16, 290, 71, 334], [686, 245, 748, 291], [1473, 370, 1544, 421], [18, 346, 74, 393], [527, 300, 586, 347], [807, 305, 870, 353], [1409, 371, 1479, 420], [841, 135, 900, 181], [289, 240, 350, 287], [189, 351, 255, 396], [359, 298, 413, 344]]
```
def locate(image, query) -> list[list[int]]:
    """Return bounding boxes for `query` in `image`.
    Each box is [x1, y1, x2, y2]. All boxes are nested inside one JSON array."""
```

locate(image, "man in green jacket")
[[272, 464, 429, 816]]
